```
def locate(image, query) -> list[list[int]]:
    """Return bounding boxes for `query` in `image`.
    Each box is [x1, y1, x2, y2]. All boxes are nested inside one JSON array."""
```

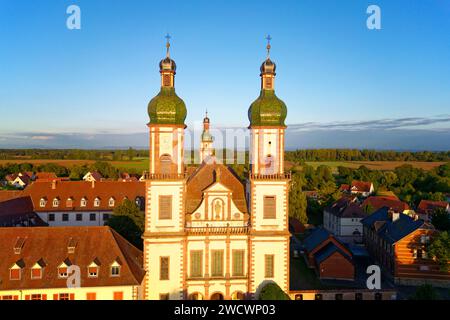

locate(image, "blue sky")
[[0, 0, 449, 149]]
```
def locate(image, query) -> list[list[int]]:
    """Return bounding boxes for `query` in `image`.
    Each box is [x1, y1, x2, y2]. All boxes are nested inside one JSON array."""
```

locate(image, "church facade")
[[142, 38, 290, 300]]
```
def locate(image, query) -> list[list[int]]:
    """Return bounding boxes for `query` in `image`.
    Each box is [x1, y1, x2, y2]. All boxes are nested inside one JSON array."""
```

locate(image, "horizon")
[[1, 0, 450, 150]]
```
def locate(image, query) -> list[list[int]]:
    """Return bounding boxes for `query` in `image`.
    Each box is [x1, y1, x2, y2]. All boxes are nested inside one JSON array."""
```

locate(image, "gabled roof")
[[351, 180, 373, 192], [417, 200, 449, 215], [314, 242, 352, 264], [303, 227, 331, 253], [23, 181, 145, 212], [0, 226, 145, 290], [185, 159, 247, 214], [325, 196, 366, 218], [362, 196, 410, 213], [0, 196, 46, 227], [361, 207, 430, 243]]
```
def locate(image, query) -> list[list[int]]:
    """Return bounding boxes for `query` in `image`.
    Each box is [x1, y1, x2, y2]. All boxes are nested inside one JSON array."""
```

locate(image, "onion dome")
[[159, 56, 177, 73], [148, 87, 187, 125], [248, 89, 287, 127], [248, 35, 287, 127], [147, 34, 187, 125], [260, 58, 276, 75]]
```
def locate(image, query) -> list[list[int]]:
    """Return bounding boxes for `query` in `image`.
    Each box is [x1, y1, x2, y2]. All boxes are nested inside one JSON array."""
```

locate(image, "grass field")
[[0, 158, 446, 173]]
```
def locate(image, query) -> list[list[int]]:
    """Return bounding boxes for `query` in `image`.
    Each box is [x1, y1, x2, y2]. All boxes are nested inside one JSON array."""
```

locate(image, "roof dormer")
[[52, 197, 60, 207]]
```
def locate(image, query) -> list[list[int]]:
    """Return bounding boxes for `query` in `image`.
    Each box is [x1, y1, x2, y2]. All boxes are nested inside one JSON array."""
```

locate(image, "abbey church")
[[143, 37, 291, 300]]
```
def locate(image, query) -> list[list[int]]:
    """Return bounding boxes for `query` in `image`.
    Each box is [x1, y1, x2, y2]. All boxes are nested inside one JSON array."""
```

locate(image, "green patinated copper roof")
[[248, 89, 287, 127], [148, 86, 187, 125], [201, 130, 214, 142]]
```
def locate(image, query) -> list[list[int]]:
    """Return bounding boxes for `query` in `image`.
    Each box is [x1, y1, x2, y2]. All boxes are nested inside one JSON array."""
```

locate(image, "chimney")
[[91, 180, 95, 189], [388, 208, 400, 222], [51, 180, 57, 189]]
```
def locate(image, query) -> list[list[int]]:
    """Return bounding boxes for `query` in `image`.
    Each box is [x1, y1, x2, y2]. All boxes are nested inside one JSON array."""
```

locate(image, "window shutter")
[[265, 255, 274, 278], [190, 251, 203, 277], [232, 250, 245, 276], [25, 295, 30, 300], [13, 296, 18, 300], [42, 294, 47, 300], [160, 257, 169, 280], [263, 196, 276, 219], [211, 250, 224, 276], [69, 293, 75, 300], [53, 294, 58, 300], [159, 196, 172, 220]]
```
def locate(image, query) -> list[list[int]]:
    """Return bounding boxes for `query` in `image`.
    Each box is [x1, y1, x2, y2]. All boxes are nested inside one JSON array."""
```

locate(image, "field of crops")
[[0, 158, 446, 173]]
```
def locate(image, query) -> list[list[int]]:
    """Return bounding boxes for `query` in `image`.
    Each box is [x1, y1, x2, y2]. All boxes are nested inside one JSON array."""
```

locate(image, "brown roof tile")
[[23, 181, 145, 212], [0, 226, 144, 290], [186, 160, 247, 214]]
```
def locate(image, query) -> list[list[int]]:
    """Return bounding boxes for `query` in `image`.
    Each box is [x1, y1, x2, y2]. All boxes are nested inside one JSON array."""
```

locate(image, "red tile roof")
[[351, 180, 373, 193], [362, 196, 410, 213], [35, 172, 58, 180], [23, 181, 145, 212], [326, 196, 366, 218], [0, 226, 144, 290], [417, 200, 449, 215], [186, 160, 247, 214], [0, 196, 46, 226], [0, 190, 23, 202]]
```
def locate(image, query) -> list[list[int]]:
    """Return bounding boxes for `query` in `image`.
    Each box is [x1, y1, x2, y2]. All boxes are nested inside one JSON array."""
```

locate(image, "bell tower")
[[143, 34, 187, 300], [199, 111, 214, 163], [247, 35, 291, 297]]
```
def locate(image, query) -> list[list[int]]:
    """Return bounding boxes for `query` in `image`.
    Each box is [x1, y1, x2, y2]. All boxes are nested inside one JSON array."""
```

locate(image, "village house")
[[302, 228, 355, 281], [416, 200, 450, 221], [340, 180, 374, 198], [362, 195, 411, 215], [0, 197, 46, 227], [21, 180, 145, 226], [82, 171, 103, 182], [323, 196, 366, 243], [361, 207, 450, 288], [0, 226, 144, 300]]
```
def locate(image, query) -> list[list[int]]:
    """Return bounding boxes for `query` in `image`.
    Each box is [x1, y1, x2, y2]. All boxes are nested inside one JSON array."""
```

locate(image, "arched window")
[[94, 198, 100, 207], [39, 198, 47, 207], [108, 197, 115, 207], [262, 154, 275, 174], [52, 198, 60, 207], [160, 154, 172, 175], [189, 292, 204, 300], [80, 198, 87, 207]]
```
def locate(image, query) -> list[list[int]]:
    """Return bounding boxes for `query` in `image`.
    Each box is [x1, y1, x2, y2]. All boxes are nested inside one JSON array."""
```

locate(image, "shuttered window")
[[159, 195, 172, 220], [211, 250, 224, 277], [232, 250, 245, 276], [265, 254, 274, 278], [263, 196, 276, 219], [160, 257, 169, 280], [190, 250, 203, 278]]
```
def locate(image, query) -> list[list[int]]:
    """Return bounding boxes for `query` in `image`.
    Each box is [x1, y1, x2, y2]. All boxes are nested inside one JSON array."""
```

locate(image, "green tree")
[[428, 231, 450, 272], [409, 284, 440, 300], [431, 208, 450, 231], [289, 173, 308, 224], [258, 282, 290, 300], [106, 199, 144, 249], [127, 147, 136, 161]]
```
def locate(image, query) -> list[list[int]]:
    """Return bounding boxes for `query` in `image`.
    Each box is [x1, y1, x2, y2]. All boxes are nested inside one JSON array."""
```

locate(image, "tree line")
[[0, 148, 146, 161], [285, 149, 450, 162]]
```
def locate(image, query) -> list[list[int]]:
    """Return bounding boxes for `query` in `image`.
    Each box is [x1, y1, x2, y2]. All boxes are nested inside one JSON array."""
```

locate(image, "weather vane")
[[165, 33, 171, 57], [265, 34, 272, 57]]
